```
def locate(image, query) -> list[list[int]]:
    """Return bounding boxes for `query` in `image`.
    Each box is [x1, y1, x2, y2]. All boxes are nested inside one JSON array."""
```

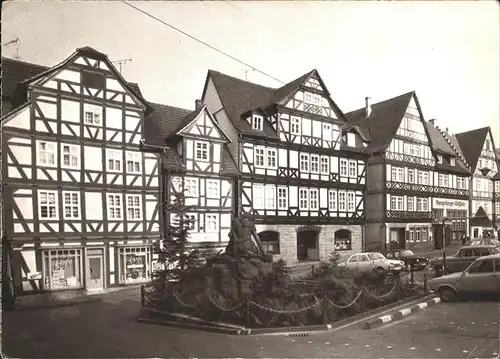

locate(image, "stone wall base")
[[254, 223, 363, 266]]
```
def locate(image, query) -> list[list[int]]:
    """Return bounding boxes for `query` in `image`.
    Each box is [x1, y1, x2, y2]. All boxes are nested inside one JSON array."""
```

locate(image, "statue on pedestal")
[[225, 214, 271, 262]]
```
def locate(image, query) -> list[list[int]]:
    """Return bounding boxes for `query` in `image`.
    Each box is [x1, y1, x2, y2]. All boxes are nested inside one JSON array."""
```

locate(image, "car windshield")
[[400, 250, 414, 256], [368, 253, 385, 260], [491, 246, 500, 254]]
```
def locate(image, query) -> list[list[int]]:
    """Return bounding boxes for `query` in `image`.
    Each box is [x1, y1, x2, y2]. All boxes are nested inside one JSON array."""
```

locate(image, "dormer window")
[[450, 158, 456, 166], [437, 155, 443, 164], [84, 104, 102, 126], [195, 141, 209, 162], [251, 115, 263, 131]]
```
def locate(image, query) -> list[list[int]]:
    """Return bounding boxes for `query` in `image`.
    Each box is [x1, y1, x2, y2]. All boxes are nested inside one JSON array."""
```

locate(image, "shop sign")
[[432, 198, 468, 210], [26, 272, 42, 280]]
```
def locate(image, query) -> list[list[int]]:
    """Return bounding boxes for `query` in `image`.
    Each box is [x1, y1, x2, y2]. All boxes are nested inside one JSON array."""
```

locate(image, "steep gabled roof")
[[145, 102, 238, 176], [204, 69, 361, 141], [171, 106, 231, 142], [2, 47, 149, 116], [454, 127, 490, 171], [144, 103, 191, 147], [470, 206, 493, 227], [423, 121, 470, 174], [345, 92, 416, 153]]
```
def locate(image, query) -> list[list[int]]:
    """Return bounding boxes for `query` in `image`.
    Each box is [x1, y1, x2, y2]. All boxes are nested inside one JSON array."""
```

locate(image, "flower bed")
[[142, 260, 425, 329]]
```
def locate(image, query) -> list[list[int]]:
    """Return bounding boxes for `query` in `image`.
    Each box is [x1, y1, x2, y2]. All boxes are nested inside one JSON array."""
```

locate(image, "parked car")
[[385, 249, 429, 271], [428, 253, 500, 302], [337, 252, 405, 276], [429, 244, 500, 273]]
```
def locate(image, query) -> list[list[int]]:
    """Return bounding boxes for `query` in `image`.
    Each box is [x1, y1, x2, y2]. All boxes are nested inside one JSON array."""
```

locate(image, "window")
[[39, 190, 58, 219], [311, 155, 319, 173], [468, 259, 494, 274], [61, 144, 79, 169], [320, 156, 329, 174], [118, 247, 151, 284], [107, 194, 122, 219], [340, 159, 347, 176], [37, 141, 56, 167], [347, 192, 355, 212], [252, 115, 263, 131], [328, 191, 337, 211], [185, 214, 197, 231], [300, 153, 309, 172], [277, 187, 288, 210], [126, 152, 141, 173], [408, 169, 414, 183], [206, 180, 219, 198], [83, 104, 102, 126], [43, 249, 82, 290], [407, 197, 414, 212], [450, 158, 456, 166], [391, 195, 404, 211], [266, 186, 276, 209], [253, 185, 265, 209], [334, 229, 352, 251], [259, 231, 280, 255], [126, 195, 142, 220], [255, 148, 265, 167], [417, 197, 428, 211], [338, 191, 346, 211], [290, 117, 301, 135], [195, 141, 209, 161], [267, 149, 277, 169], [392, 167, 404, 182], [185, 178, 198, 196], [205, 214, 218, 232], [310, 189, 319, 210], [349, 161, 357, 177], [107, 149, 122, 172], [299, 189, 309, 210], [63, 191, 80, 219]]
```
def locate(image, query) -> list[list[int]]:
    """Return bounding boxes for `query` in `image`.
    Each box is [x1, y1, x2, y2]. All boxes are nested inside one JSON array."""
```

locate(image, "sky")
[[2, 1, 499, 144]]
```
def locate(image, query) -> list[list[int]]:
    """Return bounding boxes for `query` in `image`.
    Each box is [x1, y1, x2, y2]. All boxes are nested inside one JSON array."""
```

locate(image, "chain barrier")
[[250, 296, 321, 314], [325, 290, 363, 309], [363, 280, 399, 300], [172, 291, 198, 308], [207, 294, 246, 312]]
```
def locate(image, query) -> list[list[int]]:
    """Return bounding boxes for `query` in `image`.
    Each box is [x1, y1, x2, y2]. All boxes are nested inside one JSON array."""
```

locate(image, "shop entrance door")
[[86, 248, 104, 291]]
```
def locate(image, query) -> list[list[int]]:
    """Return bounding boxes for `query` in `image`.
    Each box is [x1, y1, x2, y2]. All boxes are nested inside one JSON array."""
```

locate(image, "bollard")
[[423, 273, 428, 292], [312, 265, 315, 276], [410, 265, 414, 286], [322, 294, 328, 324], [140, 285, 145, 308]]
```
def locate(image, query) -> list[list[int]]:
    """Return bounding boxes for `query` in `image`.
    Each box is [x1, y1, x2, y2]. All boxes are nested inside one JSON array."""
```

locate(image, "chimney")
[[195, 99, 203, 110], [445, 127, 449, 133], [365, 97, 371, 118], [429, 119, 435, 125]]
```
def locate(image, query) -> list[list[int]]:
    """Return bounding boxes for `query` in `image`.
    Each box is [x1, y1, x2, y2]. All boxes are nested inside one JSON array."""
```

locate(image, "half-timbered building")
[[201, 69, 369, 264], [454, 127, 500, 239], [1, 48, 161, 300], [346, 93, 471, 252], [144, 101, 238, 254]]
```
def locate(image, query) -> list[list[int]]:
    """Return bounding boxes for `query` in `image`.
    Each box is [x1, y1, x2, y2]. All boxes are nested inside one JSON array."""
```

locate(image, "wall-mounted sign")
[[433, 198, 468, 210], [26, 272, 42, 280]]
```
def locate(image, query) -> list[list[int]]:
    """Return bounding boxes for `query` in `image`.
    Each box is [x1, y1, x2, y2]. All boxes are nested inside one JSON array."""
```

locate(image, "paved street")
[[3, 286, 499, 358]]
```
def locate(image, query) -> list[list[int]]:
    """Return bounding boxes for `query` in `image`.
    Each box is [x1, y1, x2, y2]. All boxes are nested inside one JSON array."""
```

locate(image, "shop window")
[[119, 247, 151, 284], [258, 230, 280, 255], [43, 249, 82, 290], [334, 229, 352, 251]]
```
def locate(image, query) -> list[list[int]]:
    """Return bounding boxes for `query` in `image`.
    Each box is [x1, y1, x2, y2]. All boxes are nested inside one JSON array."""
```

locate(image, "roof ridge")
[[208, 69, 276, 91], [346, 91, 415, 115], [454, 126, 490, 136], [148, 101, 191, 113], [2, 56, 49, 69]]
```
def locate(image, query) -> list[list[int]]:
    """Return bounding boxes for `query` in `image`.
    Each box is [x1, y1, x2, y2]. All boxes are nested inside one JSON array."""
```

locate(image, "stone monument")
[[209, 214, 273, 299]]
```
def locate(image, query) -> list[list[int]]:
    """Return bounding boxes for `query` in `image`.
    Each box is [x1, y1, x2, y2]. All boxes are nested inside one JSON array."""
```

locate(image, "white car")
[[337, 252, 405, 275]]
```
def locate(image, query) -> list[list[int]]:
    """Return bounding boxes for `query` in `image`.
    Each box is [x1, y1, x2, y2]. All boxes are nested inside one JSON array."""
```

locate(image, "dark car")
[[429, 244, 500, 273], [386, 249, 429, 271]]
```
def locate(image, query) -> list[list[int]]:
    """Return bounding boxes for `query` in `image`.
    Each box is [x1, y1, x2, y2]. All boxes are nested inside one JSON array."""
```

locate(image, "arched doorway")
[[296, 226, 320, 262], [258, 231, 280, 255]]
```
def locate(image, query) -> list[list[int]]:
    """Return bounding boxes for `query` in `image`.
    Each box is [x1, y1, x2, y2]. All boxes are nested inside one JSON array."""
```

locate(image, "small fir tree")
[[155, 180, 202, 285]]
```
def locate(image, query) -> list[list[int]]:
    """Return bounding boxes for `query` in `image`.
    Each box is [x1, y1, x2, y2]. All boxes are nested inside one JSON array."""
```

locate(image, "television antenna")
[[2, 37, 20, 59], [111, 58, 132, 74]]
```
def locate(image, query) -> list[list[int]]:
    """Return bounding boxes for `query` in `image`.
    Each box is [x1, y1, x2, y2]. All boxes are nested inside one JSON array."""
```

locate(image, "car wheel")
[[438, 287, 456, 302]]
